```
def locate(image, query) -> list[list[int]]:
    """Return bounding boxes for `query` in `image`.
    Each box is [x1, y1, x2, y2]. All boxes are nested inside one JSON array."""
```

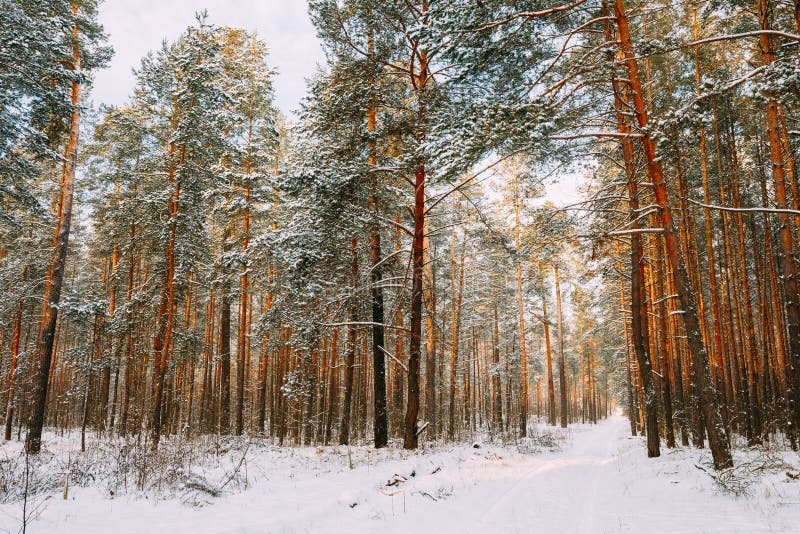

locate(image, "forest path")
[[6, 415, 799, 534], [466, 415, 626, 533], [393, 413, 796, 533], [417, 414, 636, 534]]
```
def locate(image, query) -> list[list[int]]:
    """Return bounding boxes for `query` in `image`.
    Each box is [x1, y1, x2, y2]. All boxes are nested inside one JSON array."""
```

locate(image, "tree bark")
[[402, 0, 429, 451], [514, 178, 528, 437], [493, 292, 504, 429], [404, 160, 425, 449], [25, 4, 81, 453], [218, 226, 232, 435], [339, 239, 358, 445], [4, 297, 23, 441], [603, 3, 658, 453], [367, 99, 388, 448], [554, 264, 568, 429], [756, 0, 800, 437], [613, 0, 731, 469], [423, 216, 437, 438]]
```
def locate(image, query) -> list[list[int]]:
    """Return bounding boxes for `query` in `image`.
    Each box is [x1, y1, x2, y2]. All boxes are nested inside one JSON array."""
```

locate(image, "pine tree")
[[22, 0, 110, 454]]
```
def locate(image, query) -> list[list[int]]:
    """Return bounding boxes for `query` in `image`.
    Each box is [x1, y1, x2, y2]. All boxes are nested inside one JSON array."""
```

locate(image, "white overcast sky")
[[92, 0, 325, 116]]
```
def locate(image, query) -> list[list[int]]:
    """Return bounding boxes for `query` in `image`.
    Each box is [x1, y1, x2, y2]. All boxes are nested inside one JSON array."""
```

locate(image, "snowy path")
[[2, 415, 799, 533], [462, 417, 622, 533], [390, 415, 800, 533]]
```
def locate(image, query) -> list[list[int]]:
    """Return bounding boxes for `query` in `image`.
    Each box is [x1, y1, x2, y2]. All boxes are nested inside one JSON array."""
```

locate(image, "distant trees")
[[428, 0, 799, 467], [2, 0, 798, 471], [0, 1, 615, 457]]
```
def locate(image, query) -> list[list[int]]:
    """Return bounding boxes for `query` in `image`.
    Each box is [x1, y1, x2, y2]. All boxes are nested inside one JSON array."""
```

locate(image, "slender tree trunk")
[[404, 162, 425, 449], [615, 245, 637, 436], [613, 0, 731, 468], [603, 6, 659, 453], [101, 209, 120, 432], [654, 237, 675, 448], [339, 239, 358, 445], [5, 297, 23, 441], [393, 240, 406, 435], [81, 317, 102, 451], [25, 5, 81, 453], [756, 0, 800, 436], [492, 293, 504, 428], [423, 217, 437, 438], [402, 0, 429, 451], [514, 178, 528, 437], [367, 99, 388, 447], [150, 97, 190, 450], [218, 227, 232, 435], [554, 264, 568, 429], [324, 331, 339, 444], [692, 13, 726, 391], [119, 223, 136, 437], [235, 197, 249, 436]]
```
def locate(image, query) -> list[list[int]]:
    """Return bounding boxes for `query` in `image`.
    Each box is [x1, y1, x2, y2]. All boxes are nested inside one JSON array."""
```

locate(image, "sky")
[[91, 1, 584, 206], [92, 0, 325, 116]]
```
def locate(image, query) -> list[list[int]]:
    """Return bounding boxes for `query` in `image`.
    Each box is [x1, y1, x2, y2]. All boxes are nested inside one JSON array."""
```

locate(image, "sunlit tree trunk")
[[448, 216, 465, 440], [613, 0, 731, 468], [554, 264, 568, 429], [218, 225, 232, 435], [4, 295, 23, 441], [235, 121, 253, 436], [423, 216, 437, 439], [403, 0, 428, 451], [603, 5, 658, 455], [492, 291, 504, 429], [541, 281, 556, 427], [26, 4, 82, 453], [150, 103, 188, 449]]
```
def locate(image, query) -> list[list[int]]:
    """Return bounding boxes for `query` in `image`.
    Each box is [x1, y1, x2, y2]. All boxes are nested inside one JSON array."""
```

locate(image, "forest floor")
[[2, 415, 800, 533]]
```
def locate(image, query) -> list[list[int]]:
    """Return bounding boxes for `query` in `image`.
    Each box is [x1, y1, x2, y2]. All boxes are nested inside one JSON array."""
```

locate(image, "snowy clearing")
[[2, 415, 800, 533]]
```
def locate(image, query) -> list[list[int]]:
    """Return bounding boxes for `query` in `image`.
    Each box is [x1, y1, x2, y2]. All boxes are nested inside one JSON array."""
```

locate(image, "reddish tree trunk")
[[25, 5, 81, 453], [613, 0, 731, 468]]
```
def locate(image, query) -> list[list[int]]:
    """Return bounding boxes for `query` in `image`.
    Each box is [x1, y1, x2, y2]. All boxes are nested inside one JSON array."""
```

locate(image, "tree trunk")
[[423, 216, 437, 438], [404, 159, 425, 449], [615, 245, 637, 436], [218, 228, 232, 435], [613, 0, 731, 469], [339, 239, 358, 445], [367, 98, 388, 447], [448, 218, 465, 441], [4, 297, 23, 441], [493, 293, 504, 429], [402, 0, 428, 451], [235, 193, 249, 436], [25, 5, 81, 453], [554, 264, 568, 429], [756, 0, 800, 437], [602, 6, 659, 453], [514, 178, 528, 437]]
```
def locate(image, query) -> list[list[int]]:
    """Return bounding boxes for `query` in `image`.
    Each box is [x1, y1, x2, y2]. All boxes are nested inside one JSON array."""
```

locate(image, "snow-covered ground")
[[2, 415, 799, 533]]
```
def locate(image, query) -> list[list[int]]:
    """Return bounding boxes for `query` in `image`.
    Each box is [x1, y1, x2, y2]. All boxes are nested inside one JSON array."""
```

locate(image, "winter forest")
[[1, 0, 800, 532]]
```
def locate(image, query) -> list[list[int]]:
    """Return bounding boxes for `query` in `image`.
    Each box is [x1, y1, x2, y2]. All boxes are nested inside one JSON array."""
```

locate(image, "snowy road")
[[3, 415, 799, 533], [390, 415, 799, 534], [462, 417, 623, 533]]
